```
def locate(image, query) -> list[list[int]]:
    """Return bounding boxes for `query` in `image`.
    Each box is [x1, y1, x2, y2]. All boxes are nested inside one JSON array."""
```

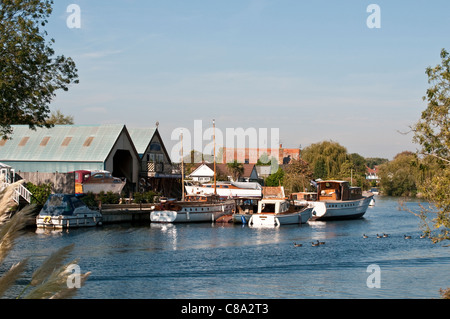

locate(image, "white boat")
[[73, 170, 126, 195], [231, 197, 260, 224], [248, 187, 312, 227], [36, 194, 103, 229], [150, 194, 235, 223], [292, 180, 373, 221], [185, 181, 262, 198]]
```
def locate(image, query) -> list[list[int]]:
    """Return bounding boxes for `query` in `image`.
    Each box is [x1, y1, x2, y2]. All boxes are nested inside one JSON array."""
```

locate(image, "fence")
[[16, 172, 75, 194]]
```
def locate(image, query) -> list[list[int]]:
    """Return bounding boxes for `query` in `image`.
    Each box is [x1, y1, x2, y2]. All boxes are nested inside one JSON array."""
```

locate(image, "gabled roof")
[[0, 125, 128, 163], [127, 127, 157, 156]]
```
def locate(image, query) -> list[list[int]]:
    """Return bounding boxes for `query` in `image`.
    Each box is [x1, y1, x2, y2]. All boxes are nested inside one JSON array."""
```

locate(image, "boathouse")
[[128, 126, 182, 196], [0, 125, 141, 192]]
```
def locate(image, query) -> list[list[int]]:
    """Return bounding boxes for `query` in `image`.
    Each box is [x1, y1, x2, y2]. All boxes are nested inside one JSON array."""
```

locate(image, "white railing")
[[1, 182, 32, 204]]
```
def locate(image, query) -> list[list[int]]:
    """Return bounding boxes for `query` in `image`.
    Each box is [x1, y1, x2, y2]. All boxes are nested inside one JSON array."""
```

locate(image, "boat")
[[150, 194, 235, 223], [248, 187, 313, 227], [150, 120, 235, 224], [185, 181, 262, 198], [292, 180, 373, 221], [232, 197, 260, 224], [73, 170, 126, 195], [36, 194, 103, 229]]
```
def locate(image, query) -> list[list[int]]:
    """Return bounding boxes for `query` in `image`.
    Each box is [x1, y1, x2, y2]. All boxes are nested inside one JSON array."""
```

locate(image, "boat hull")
[[248, 207, 313, 227], [150, 200, 235, 223], [310, 196, 373, 221], [36, 214, 102, 229]]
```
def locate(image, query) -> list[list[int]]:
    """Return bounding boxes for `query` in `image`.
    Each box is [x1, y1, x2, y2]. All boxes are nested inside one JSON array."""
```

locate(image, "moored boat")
[[36, 194, 103, 229], [293, 180, 373, 221], [73, 170, 126, 195], [150, 194, 235, 223], [185, 181, 262, 198], [248, 187, 312, 227]]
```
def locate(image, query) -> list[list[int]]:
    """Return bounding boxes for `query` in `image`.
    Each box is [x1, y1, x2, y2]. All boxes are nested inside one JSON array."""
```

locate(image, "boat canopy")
[[39, 194, 88, 216]]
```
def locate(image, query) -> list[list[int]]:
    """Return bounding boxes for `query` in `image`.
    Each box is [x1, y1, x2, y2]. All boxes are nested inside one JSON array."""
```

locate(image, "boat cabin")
[[316, 180, 363, 201]]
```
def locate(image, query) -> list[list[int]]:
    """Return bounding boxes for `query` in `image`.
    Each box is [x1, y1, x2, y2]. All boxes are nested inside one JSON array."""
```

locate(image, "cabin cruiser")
[[248, 187, 312, 227], [292, 180, 373, 220], [36, 194, 103, 229], [73, 170, 126, 194]]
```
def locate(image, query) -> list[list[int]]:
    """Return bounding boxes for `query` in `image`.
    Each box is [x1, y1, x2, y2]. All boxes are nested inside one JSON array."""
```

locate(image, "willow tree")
[[301, 140, 349, 179], [0, 0, 79, 139], [412, 48, 450, 244]]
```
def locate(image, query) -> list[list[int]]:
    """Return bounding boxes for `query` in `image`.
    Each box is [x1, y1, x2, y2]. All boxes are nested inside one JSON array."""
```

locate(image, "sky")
[[44, 0, 450, 160]]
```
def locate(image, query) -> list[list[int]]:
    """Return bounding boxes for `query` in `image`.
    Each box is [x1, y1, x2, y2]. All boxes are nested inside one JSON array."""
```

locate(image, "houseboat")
[[150, 194, 235, 223], [73, 170, 126, 195], [292, 180, 373, 220], [248, 187, 312, 227], [36, 194, 103, 229]]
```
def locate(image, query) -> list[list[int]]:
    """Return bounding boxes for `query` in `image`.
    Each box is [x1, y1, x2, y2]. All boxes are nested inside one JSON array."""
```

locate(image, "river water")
[[4, 196, 450, 299]]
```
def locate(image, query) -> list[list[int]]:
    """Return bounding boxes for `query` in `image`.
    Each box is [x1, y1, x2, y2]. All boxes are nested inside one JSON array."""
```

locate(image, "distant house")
[[188, 163, 259, 182], [366, 165, 380, 182]]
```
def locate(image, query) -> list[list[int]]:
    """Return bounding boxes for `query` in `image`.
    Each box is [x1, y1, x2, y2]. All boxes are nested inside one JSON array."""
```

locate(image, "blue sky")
[[46, 0, 450, 159]]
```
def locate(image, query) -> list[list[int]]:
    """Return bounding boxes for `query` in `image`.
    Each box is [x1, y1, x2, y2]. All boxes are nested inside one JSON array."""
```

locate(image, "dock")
[[100, 203, 155, 224]]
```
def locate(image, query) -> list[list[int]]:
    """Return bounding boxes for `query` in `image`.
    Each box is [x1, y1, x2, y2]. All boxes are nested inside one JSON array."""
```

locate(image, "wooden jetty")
[[100, 203, 155, 224]]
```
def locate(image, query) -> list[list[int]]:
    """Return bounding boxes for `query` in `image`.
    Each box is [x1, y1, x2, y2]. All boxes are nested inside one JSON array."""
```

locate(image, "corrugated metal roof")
[[127, 127, 156, 156], [0, 125, 126, 163]]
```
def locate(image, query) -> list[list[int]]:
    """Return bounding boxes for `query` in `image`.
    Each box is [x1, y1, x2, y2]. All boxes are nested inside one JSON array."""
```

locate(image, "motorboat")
[[232, 197, 260, 224], [73, 170, 126, 195], [292, 180, 373, 220], [36, 194, 103, 229], [184, 181, 262, 198], [150, 194, 235, 223], [248, 187, 312, 227]]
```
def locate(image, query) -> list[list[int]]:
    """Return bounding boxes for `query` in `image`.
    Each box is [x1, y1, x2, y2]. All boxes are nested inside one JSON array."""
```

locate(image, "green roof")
[[127, 127, 157, 156], [0, 124, 126, 164]]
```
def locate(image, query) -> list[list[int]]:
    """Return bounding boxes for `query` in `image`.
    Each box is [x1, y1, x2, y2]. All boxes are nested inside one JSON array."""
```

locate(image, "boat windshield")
[[40, 195, 83, 216]]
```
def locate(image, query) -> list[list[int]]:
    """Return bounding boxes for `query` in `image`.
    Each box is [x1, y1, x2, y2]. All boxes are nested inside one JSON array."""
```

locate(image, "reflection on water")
[[4, 196, 450, 299]]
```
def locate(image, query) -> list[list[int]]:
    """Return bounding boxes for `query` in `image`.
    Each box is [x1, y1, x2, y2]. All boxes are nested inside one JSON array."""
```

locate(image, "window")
[[19, 137, 30, 147], [61, 137, 72, 147], [40, 137, 51, 146]]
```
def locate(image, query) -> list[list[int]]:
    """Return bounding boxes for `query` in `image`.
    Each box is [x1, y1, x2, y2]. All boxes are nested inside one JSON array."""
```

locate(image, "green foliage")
[[97, 191, 120, 205], [0, 0, 79, 139], [25, 182, 52, 206], [283, 159, 313, 194], [378, 152, 420, 197], [265, 167, 284, 187], [227, 160, 244, 181], [133, 191, 158, 204], [413, 48, 450, 162], [301, 141, 350, 179]]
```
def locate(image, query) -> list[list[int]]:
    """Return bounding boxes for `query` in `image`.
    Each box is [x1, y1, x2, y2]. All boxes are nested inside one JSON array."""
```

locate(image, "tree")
[[411, 48, 450, 245], [378, 151, 421, 197], [283, 159, 313, 194], [265, 167, 284, 187], [45, 109, 74, 125], [227, 160, 244, 181], [301, 140, 349, 179], [0, 0, 79, 139]]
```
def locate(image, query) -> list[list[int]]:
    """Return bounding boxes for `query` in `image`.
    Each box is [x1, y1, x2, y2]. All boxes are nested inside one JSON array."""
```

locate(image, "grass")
[[0, 181, 90, 299]]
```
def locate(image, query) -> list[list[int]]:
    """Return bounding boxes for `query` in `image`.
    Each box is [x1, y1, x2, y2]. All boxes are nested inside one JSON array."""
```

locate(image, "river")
[[3, 196, 449, 299]]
